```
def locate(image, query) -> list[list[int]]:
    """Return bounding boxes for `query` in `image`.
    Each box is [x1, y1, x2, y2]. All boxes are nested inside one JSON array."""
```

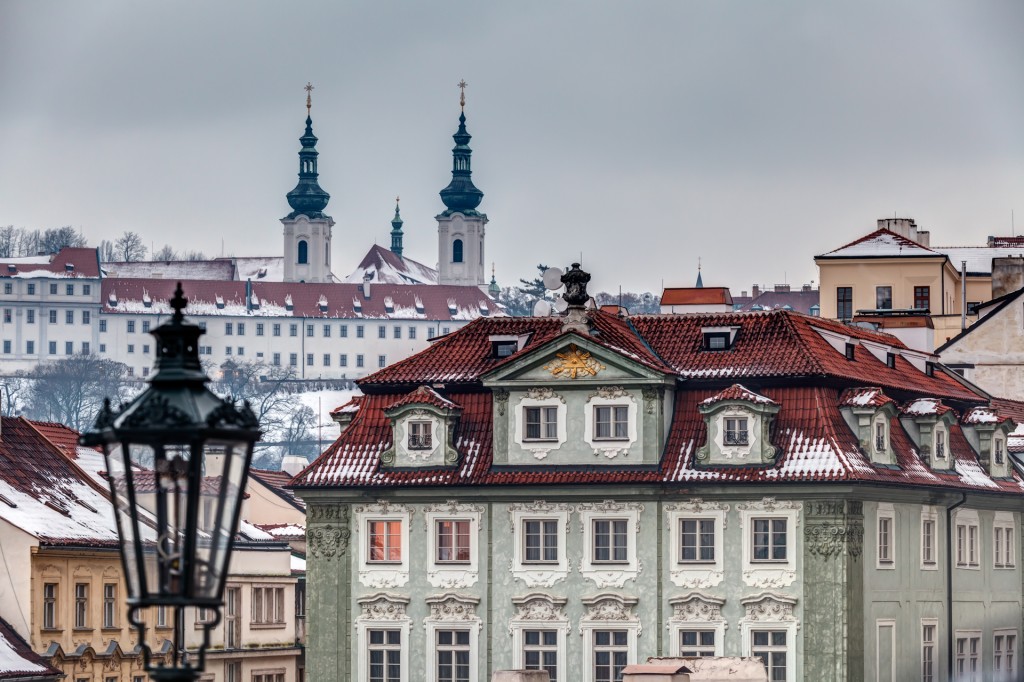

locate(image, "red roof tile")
[[838, 387, 895, 408], [701, 384, 777, 407], [817, 228, 938, 258], [661, 288, 733, 306], [384, 386, 461, 412], [0, 247, 101, 279], [250, 468, 305, 510], [330, 396, 363, 416]]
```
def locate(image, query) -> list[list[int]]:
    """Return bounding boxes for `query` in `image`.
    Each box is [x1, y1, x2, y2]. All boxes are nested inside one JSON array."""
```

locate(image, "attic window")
[[886, 352, 896, 369], [7, 265, 16, 273], [44, 500, 70, 517], [250, 293, 260, 310], [108, 293, 118, 307], [845, 343, 856, 360], [142, 292, 152, 308], [414, 297, 425, 314], [257, 267, 268, 279], [701, 326, 739, 351], [493, 341, 517, 358], [64, 263, 74, 272], [285, 294, 294, 311], [447, 298, 458, 315], [925, 362, 935, 377], [215, 295, 225, 310], [384, 296, 395, 314], [479, 302, 490, 316], [75, 498, 98, 513], [318, 295, 329, 313], [352, 297, 362, 314]]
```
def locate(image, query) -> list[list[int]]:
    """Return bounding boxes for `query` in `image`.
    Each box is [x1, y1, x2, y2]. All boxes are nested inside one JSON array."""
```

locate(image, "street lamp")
[[81, 283, 261, 682]]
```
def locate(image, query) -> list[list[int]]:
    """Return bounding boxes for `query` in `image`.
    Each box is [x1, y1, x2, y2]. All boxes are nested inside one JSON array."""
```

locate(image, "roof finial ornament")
[[170, 281, 187, 324], [458, 79, 467, 112], [305, 82, 314, 115]]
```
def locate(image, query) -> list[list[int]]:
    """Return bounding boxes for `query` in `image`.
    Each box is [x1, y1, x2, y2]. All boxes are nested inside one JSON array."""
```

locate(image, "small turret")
[[285, 83, 331, 220], [438, 80, 484, 216], [488, 263, 500, 298], [390, 197, 404, 258]]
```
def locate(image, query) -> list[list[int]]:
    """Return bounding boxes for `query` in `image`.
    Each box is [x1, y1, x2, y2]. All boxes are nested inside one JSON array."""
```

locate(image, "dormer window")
[[886, 352, 896, 369], [705, 333, 729, 350], [408, 421, 433, 450], [875, 421, 886, 452], [493, 341, 517, 358], [725, 417, 749, 446], [845, 343, 856, 360], [995, 437, 1005, 465], [524, 407, 558, 441], [593, 405, 629, 441]]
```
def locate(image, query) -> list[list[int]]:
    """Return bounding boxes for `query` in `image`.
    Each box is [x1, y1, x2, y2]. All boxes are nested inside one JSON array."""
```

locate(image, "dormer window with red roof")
[[899, 398, 956, 470], [380, 386, 461, 468], [839, 388, 897, 467], [960, 406, 1015, 478], [696, 385, 779, 467], [701, 326, 739, 351]]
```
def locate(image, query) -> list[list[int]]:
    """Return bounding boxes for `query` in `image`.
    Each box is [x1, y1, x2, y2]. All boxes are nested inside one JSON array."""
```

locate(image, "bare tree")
[[22, 355, 131, 431], [97, 239, 116, 263], [113, 231, 148, 262], [152, 244, 178, 261], [0, 226, 16, 258], [0, 377, 31, 416], [40, 226, 87, 254], [182, 250, 207, 261], [210, 359, 298, 434]]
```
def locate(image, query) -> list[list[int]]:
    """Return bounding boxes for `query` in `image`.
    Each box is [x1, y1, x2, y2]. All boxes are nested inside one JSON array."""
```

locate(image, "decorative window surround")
[[696, 386, 779, 467], [667, 593, 726, 657], [993, 512, 1016, 570], [355, 501, 412, 588], [738, 498, 801, 589], [955, 509, 980, 570], [424, 501, 484, 588], [740, 592, 799, 682], [509, 593, 569, 682], [513, 389, 567, 460], [424, 593, 481, 682], [579, 594, 641, 682], [900, 402, 956, 471], [508, 502, 573, 587], [382, 389, 461, 468], [666, 499, 729, 588], [355, 593, 411, 682], [960, 409, 1013, 478], [583, 387, 638, 459], [920, 506, 938, 571], [876, 503, 895, 570], [840, 398, 898, 466], [578, 501, 644, 588]]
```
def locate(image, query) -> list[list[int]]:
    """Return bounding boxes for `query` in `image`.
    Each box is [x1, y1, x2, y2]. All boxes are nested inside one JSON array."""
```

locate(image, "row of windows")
[[363, 627, 791, 682], [4, 340, 92, 355], [101, 320, 451, 339], [876, 509, 1016, 571], [1, 282, 92, 296], [42, 582, 118, 630], [520, 405, 633, 443], [835, 285, 933, 319], [264, 352, 383, 369], [916, 623, 1017, 682], [365, 515, 790, 566], [1, 308, 92, 325]]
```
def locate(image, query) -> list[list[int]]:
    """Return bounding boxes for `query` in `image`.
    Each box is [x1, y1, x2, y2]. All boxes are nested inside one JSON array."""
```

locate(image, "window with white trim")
[[875, 420, 886, 452], [252, 586, 286, 625], [368, 520, 402, 563], [591, 519, 629, 563], [579, 502, 643, 586], [934, 428, 946, 461], [74, 583, 89, 628], [739, 499, 800, 588], [994, 436, 1006, 465], [956, 511, 980, 569], [523, 630, 559, 680], [753, 518, 788, 562], [921, 620, 937, 682], [42, 583, 57, 629], [434, 630, 471, 682], [524, 406, 558, 441], [679, 629, 717, 657], [877, 504, 895, 569], [408, 421, 433, 450], [592, 630, 628, 682], [509, 503, 571, 587], [921, 508, 937, 569], [994, 630, 1017, 680], [593, 405, 629, 440], [102, 583, 117, 628], [680, 518, 716, 563], [994, 514, 1015, 569], [511, 594, 568, 682], [751, 630, 788, 681], [435, 520, 471, 563], [368, 629, 402, 682], [725, 417, 749, 445], [523, 519, 559, 563], [581, 596, 639, 682], [956, 632, 981, 682], [356, 502, 412, 588]]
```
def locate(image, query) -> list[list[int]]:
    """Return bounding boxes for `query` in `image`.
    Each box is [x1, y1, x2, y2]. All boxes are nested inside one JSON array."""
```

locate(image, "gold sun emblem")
[[544, 344, 605, 379]]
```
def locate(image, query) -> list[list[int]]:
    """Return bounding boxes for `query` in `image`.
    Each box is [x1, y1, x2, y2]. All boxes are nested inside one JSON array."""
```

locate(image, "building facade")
[[294, 268, 1024, 682]]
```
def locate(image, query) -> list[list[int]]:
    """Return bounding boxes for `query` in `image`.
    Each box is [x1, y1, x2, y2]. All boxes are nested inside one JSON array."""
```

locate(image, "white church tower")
[[437, 81, 488, 287], [282, 83, 334, 283]]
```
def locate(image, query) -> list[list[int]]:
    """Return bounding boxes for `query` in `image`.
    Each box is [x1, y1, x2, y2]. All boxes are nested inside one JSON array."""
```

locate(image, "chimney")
[[916, 230, 930, 247], [741, 290, 748, 298], [877, 217, 918, 240], [752, 284, 761, 297], [280, 455, 309, 477], [992, 257, 1024, 299], [362, 273, 372, 300], [774, 284, 790, 293], [802, 284, 812, 292]]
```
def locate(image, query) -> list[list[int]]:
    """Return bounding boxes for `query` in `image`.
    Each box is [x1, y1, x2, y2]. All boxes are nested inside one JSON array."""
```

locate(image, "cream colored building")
[[815, 218, 1024, 351]]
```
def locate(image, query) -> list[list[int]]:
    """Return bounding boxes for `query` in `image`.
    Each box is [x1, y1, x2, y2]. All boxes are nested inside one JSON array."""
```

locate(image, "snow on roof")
[[238, 519, 276, 541], [932, 246, 1024, 275], [0, 247, 100, 279], [902, 398, 953, 417], [290, 554, 306, 574], [701, 384, 777, 406], [819, 229, 938, 258], [103, 260, 235, 280], [227, 257, 288, 282], [962, 406, 1004, 425], [0, 618, 59, 679], [344, 245, 438, 285], [838, 387, 894, 408], [254, 522, 306, 539]]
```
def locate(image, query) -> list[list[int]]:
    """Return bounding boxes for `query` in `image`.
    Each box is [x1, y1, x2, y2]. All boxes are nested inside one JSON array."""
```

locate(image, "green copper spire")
[[439, 80, 484, 216], [285, 83, 331, 220], [488, 263, 500, 298], [390, 196, 404, 258]]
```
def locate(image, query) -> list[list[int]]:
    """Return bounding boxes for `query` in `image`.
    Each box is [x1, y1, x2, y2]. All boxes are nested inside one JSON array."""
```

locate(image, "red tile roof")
[[817, 228, 939, 259], [250, 468, 305, 510], [660, 287, 733, 306], [330, 396, 363, 416], [385, 386, 460, 412], [0, 247, 101, 279], [839, 387, 895, 408], [345, 244, 438, 285], [101, 278, 501, 321], [701, 384, 777, 407]]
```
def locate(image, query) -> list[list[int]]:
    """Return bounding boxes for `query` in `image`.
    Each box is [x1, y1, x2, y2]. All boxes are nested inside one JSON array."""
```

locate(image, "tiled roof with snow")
[[100, 278, 502, 320], [931, 246, 1024, 275], [103, 260, 236, 280], [0, 247, 100, 279], [901, 398, 955, 417], [344, 245, 438, 285], [961, 406, 1008, 425], [331, 396, 363, 416], [385, 386, 461, 412], [0, 618, 61, 680], [701, 384, 777, 407], [292, 309, 1018, 493], [253, 522, 306, 539], [818, 229, 938, 259], [227, 256, 288, 282]]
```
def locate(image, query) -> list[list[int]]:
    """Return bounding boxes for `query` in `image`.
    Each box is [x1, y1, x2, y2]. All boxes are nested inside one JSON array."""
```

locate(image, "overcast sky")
[[1, 2, 1022, 294]]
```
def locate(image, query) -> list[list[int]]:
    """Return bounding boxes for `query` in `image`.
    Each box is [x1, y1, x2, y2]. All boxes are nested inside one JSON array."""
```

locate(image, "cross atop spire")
[[458, 79, 467, 111], [305, 82, 314, 114]]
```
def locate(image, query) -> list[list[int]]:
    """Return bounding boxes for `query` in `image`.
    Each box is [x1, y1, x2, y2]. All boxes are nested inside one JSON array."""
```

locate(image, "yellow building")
[[816, 218, 1024, 350]]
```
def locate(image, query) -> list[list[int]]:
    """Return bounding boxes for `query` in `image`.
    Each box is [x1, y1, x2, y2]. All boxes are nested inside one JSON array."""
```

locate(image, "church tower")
[[282, 83, 334, 283], [437, 81, 488, 286]]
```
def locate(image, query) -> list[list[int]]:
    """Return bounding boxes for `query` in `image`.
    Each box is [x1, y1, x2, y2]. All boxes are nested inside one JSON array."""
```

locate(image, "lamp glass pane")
[[194, 439, 253, 600]]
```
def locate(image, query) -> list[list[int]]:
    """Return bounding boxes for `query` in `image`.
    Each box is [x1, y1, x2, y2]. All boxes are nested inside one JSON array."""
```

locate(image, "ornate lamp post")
[[81, 284, 261, 682]]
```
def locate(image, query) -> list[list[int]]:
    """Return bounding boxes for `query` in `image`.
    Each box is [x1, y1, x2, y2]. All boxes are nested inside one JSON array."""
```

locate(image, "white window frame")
[[509, 594, 569, 682], [993, 512, 1016, 569], [739, 498, 800, 589], [921, 618, 938, 682], [876, 619, 896, 682], [355, 502, 412, 588], [513, 392, 567, 460], [394, 413, 442, 463], [407, 420, 433, 451], [874, 415, 888, 453], [520, 629, 562, 682], [579, 594, 640, 682], [508, 502, 572, 587], [920, 507, 938, 570], [955, 630, 982, 682], [667, 593, 726, 658], [583, 389, 638, 459], [933, 426, 947, 461], [993, 628, 1017, 680], [424, 502, 483, 589], [578, 501, 642, 588], [955, 509, 980, 570], [666, 500, 728, 588], [356, 594, 411, 682], [740, 592, 799, 682], [424, 594, 481, 682], [876, 503, 895, 570]]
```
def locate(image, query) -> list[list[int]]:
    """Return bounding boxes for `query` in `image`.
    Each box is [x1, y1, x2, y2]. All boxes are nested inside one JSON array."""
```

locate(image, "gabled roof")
[[0, 247, 100, 279], [0, 618, 62, 680], [344, 245, 438, 285], [0, 417, 121, 546], [385, 386, 460, 412], [101, 278, 502, 320], [701, 384, 777, 407], [249, 468, 305, 511], [961, 406, 1012, 426], [817, 229, 939, 259], [330, 396, 363, 416], [839, 387, 895, 408], [935, 286, 1024, 353], [901, 398, 955, 418], [660, 287, 733, 306]]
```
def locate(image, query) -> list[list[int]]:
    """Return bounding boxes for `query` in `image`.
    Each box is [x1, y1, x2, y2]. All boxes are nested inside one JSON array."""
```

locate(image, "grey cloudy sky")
[[1, 1, 1022, 295]]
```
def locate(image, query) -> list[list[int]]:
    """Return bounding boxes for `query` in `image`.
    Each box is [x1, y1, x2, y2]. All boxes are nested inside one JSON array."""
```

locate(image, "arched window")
[[297, 240, 308, 264], [453, 239, 464, 263]]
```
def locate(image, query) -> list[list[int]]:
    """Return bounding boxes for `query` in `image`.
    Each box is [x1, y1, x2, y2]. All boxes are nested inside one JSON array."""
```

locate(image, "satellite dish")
[[533, 300, 553, 317], [553, 297, 569, 313], [542, 267, 564, 291]]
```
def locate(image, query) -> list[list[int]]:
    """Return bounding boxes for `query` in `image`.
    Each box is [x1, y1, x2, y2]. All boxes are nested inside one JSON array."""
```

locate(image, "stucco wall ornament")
[[494, 388, 510, 416], [354, 500, 413, 517], [507, 501, 573, 531], [580, 594, 641, 636], [805, 523, 864, 559], [576, 500, 644, 531], [544, 344, 605, 379], [665, 498, 729, 522], [741, 593, 798, 623], [356, 593, 410, 621], [308, 525, 349, 561], [511, 594, 569, 622], [524, 387, 561, 401], [425, 594, 480, 622], [423, 500, 484, 525], [641, 387, 663, 415], [590, 386, 628, 400], [668, 593, 726, 623], [737, 497, 800, 513]]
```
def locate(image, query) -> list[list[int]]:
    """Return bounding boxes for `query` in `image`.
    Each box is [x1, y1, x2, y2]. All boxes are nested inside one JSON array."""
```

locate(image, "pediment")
[[482, 334, 669, 385]]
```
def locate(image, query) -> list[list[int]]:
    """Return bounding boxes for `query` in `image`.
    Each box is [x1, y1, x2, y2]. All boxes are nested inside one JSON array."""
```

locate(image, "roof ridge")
[[22, 417, 113, 499], [777, 310, 827, 376]]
